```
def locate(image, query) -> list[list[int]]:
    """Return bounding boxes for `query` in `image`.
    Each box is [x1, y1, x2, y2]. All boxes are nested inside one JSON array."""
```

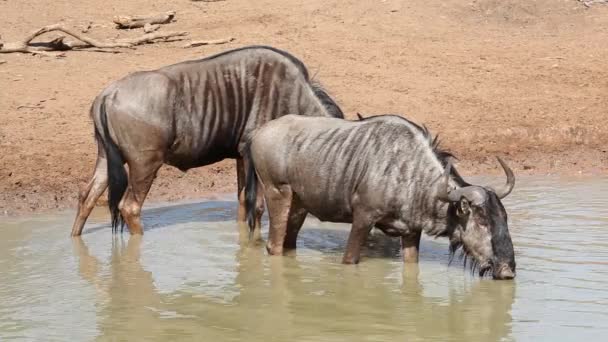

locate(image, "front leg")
[[342, 212, 376, 264]]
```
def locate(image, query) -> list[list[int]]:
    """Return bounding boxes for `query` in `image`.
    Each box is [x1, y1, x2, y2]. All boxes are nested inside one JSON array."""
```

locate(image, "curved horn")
[[437, 160, 464, 202], [494, 156, 515, 199]]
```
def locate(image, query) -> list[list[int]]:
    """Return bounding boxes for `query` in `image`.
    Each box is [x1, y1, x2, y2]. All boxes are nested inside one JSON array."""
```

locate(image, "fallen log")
[[113, 11, 176, 29]]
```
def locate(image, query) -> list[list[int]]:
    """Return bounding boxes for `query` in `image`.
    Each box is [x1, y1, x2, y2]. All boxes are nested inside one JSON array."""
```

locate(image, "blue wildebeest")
[[70, 46, 343, 236], [245, 114, 517, 280]]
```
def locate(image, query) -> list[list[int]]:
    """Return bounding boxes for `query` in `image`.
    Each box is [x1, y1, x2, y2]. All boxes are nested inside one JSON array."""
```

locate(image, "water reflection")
[[73, 236, 170, 340], [72, 229, 515, 341]]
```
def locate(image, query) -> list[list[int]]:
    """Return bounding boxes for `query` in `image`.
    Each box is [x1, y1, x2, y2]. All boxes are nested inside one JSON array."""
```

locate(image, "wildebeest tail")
[[95, 97, 128, 233], [244, 142, 258, 236], [311, 81, 344, 118]]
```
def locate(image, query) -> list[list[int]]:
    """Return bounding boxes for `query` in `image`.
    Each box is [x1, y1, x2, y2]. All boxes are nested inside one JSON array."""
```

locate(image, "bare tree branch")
[[183, 37, 235, 48], [122, 31, 188, 45], [0, 24, 189, 56]]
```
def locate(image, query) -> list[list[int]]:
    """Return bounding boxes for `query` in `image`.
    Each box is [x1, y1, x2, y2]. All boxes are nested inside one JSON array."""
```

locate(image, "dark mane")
[[310, 81, 344, 118], [405, 117, 471, 187]]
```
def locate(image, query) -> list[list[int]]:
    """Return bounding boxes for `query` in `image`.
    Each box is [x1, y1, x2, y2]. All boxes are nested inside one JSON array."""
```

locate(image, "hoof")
[[342, 255, 360, 265], [266, 243, 283, 256]]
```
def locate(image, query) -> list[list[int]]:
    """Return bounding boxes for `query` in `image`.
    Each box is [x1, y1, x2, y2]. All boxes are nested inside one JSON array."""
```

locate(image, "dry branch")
[[143, 23, 161, 33], [191, 0, 227, 2], [183, 37, 234, 48], [0, 24, 189, 56], [113, 11, 176, 29], [123, 30, 188, 45]]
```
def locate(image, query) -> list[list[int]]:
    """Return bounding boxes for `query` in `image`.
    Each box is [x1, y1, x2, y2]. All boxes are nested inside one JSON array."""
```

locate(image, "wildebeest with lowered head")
[[245, 114, 517, 280], [70, 46, 343, 237]]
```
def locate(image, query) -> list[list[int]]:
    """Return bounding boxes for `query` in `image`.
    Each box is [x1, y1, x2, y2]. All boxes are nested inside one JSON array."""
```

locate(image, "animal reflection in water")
[[72, 233, 515, 340]]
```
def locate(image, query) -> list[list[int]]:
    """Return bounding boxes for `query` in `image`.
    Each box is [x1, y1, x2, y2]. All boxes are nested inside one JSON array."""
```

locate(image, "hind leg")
[[71, 146, 109, 236], [119, 153, 163, 235], [236, 158, 247, 243], [236, 158, 247, 224], [250, 179, 265, 242], [265, 184, 292, 255], [283, 198, 307, 250]]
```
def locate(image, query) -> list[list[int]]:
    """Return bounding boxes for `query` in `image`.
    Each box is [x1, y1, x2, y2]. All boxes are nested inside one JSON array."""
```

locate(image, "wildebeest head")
[[438, 157, 516, 280]]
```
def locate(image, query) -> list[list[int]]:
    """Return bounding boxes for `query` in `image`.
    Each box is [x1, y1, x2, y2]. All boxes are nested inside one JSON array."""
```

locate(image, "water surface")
[[1, 177, 607, 341]]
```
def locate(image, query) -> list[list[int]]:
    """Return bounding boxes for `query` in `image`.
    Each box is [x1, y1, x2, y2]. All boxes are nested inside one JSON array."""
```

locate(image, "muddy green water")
[[1, 177, 607, 341]]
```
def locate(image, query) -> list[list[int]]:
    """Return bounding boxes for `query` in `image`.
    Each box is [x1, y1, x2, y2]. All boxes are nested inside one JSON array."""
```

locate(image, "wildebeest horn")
[[438, 160, 487, 203], [437, 160, 464, 202], [493, 156, 515, 199]]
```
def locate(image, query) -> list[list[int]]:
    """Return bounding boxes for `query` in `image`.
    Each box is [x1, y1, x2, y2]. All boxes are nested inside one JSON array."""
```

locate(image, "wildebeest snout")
[[493, 263, 515, 280]]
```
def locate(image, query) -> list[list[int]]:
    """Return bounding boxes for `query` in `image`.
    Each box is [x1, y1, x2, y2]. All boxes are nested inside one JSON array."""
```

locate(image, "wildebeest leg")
[[401, 231, 422, 263], [119, 153, 163, 235], [343, 212, 375, 264], [264, 185, 292, 256], [283, 199, 308, 250], [250, 176, 265, 242], [71, 147, 109, 236], [235, 158, 250, 244], [236, 158, 247, 224], [359, 228, 373, 247]]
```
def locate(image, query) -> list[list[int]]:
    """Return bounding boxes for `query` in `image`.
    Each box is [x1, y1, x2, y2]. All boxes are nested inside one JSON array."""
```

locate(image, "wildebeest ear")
[[356, 112, 364, 120], [457, 198, 470, 217]]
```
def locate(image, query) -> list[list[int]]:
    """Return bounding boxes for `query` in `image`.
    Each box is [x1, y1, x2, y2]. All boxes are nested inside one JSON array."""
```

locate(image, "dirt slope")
[[1, 0, 607, 215]]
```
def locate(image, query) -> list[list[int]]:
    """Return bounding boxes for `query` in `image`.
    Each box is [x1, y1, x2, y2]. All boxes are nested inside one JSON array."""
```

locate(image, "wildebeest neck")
[[405, 172, 456, 237]]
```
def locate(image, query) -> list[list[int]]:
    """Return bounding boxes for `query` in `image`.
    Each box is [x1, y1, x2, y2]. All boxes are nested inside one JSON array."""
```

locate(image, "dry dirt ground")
[[1, 0, 607, 215]]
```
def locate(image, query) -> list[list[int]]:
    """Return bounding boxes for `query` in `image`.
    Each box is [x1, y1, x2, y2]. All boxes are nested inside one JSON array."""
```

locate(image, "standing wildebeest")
[[245, 114, 517, 280], [70, 46, 343, 236]]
